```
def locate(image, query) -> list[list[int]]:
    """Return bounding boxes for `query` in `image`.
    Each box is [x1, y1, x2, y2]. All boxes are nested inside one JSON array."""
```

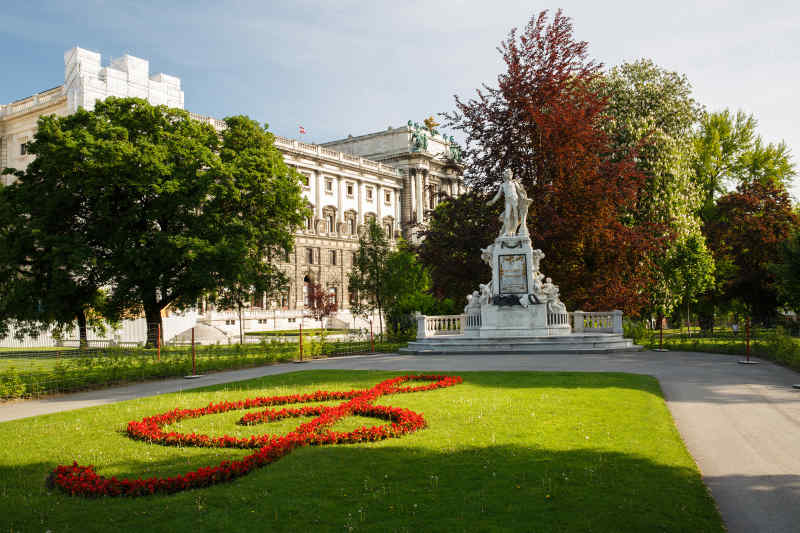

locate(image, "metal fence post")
[[191, 327, 197, 375], [738, 317, 758, 365]]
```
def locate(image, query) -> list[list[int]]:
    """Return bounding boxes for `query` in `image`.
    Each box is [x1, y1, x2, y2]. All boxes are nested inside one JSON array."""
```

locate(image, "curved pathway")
[[2, 350, 799, 532]]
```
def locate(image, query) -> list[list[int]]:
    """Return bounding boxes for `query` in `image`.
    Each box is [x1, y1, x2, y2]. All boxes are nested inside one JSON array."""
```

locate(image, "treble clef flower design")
[[47, 374, 462, 497]]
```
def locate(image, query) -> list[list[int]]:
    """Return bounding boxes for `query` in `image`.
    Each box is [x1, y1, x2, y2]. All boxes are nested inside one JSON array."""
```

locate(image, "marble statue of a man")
[[488, 169, 531, 236]]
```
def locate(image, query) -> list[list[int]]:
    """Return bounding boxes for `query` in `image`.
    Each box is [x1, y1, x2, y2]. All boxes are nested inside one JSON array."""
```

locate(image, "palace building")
[[0, 47, 464, 333]]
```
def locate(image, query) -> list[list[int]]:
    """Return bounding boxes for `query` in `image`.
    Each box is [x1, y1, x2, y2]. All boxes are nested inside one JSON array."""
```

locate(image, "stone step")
[[399, 333, 642, 355]]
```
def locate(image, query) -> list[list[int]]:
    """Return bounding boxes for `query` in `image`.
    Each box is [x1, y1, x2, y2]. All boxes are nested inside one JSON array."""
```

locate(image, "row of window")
[[304, 214, 393, 237], [303, 248, 353, 266], [301, 172, 392, 204]]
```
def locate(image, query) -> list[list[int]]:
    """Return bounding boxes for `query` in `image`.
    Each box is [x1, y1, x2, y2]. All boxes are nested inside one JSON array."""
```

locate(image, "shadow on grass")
[[1, 442, 724, 533]]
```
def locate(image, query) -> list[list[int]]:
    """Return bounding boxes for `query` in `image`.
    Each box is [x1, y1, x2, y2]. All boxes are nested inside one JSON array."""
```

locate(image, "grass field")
[[0, 370, 723, 532], [0, 340, 406, 399], [0, 346, 78, 353]]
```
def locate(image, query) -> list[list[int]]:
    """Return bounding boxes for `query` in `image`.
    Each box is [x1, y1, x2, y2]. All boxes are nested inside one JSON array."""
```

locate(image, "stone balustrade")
[[416, 314, 464, 339], [0, 87, 64, 118], [273, 135, 399, 176], [572, 310, 623, 334], [464, 312, 482, 330], [416, 309, 624, 338], [547, 311, 570, 327], [187, 112, 227, 131]]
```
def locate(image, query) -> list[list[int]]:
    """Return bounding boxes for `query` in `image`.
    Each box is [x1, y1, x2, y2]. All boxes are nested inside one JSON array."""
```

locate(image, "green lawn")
[[0, 346, 78, 352], [0, 341, 405, 399], [0, 370, 723, 532]]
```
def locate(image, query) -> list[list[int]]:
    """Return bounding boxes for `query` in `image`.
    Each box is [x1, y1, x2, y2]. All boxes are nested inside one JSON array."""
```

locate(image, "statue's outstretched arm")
[[487, 187, 503, 206]]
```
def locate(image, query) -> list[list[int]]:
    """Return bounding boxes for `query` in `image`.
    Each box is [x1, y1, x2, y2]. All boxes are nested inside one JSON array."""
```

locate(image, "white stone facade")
[[64, 47, 184, 114], [0, 47, 465, 333], [0, 47, 183, 186]]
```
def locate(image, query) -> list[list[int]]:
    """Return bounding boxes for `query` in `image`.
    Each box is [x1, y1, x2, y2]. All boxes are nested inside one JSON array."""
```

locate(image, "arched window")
[[348, 217, 356, 234], [385, 223, 392, 238], [326, 213, 335, 233]]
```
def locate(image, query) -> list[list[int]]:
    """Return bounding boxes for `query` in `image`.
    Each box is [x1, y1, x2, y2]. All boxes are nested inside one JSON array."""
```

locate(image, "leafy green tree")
[[416, 191, 499, 306], [602, 59, 703, 228], [665, 234, 715, 332], [0, 125, 114, 346], [694, 109, 795, 221], [601, 59, 712, 317], [2, 98, 306, 346], [382, 243, 455, 337], [769, 229, 800, 315], [693, 109, 796, 326], [770, 232, 800, 313], [705, 180, 798, 324], [348, 219, 390, 335]]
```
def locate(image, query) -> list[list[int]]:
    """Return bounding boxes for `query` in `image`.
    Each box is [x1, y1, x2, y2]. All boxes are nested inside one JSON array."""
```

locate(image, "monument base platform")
[[399, 333, 642, 355]]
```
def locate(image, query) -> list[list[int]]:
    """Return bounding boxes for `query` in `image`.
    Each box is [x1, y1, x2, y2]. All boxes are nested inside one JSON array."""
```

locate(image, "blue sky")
[[2, 1, 798, 196]]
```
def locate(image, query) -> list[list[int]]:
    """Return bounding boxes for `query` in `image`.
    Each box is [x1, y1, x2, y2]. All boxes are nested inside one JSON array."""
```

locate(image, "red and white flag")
[[299, 125, 306, 135]]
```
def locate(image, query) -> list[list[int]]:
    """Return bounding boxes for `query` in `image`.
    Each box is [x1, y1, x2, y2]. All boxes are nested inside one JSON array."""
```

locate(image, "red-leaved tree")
[[705, 180, 798, 323], [443, 10, 661, 315], [305, 282, 338, 330]]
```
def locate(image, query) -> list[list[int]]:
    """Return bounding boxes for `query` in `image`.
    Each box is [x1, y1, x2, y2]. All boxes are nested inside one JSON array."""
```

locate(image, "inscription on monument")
[[498, 254, 528, 294]]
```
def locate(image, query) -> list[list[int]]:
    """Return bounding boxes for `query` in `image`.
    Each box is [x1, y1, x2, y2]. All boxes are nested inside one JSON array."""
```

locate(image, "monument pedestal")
[[480, 303, 548, 337]]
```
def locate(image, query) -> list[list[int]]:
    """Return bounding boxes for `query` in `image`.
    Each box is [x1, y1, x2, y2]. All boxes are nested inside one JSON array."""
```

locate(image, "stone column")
[[336, 175, 343, 227], [401, 172, 412, 226], [357, 178, 364, 224], [314, 171, 321, 219], [376, 183, 383, 222], [415, 169, 424, 224], [416, 313, 427, 340], [612, 310, 623, 334], [573, 311, 585, 333]]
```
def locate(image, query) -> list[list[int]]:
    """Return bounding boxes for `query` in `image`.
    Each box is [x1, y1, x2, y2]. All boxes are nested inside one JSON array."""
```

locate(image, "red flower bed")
[[48, 374, 462, 497]]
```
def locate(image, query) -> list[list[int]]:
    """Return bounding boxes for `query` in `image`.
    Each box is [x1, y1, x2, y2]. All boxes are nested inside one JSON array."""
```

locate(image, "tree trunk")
[[76, 309, 88, 350], [238, 301, 244, 344], [377, 303, 384, 341], [144, 301, 163, 348]]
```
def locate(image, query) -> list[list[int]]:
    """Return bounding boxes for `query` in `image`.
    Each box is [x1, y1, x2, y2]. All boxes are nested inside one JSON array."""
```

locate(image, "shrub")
[[0, 368, 26, 399]]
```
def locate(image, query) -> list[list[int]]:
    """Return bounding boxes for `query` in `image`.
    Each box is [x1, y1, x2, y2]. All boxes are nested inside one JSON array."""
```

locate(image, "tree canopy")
[[694, 110, 796, 221], [443, 9, 660, 315], [348, 219, 391, 335], [415, 192, 499, 306], [1, 97, 307, 345], [704, 180, 798, 323], [600, 60, 714, 316]]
